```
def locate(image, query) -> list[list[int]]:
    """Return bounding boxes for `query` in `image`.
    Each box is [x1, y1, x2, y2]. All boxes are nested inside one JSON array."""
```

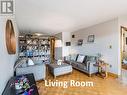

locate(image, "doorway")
[[121, 26, 127, 70], [120, 26, 127, 84]]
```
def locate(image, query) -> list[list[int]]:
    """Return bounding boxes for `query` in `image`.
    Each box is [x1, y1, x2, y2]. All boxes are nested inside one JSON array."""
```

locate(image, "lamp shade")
[[55, 40, 62, 47]]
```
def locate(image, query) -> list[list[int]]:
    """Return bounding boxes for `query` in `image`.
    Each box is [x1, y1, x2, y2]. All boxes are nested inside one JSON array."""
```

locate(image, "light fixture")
[[55, 40, 62, 47], [34, 33, 43, 36]]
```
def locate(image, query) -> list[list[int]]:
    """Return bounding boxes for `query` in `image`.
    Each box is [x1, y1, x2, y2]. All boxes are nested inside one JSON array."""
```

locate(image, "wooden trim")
[[121, 26, 127, 31], [120, 26, 123, 76], [120, 26, 127, 75], [108, 72, 118, 78], [50, 37, 55, 63]]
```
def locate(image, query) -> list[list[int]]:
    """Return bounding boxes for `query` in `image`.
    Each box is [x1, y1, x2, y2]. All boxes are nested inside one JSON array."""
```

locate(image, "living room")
[[1, 0, 127, 95]]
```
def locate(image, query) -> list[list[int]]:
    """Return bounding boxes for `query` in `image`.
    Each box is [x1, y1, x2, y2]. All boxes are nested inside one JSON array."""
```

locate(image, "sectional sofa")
[[14, 58, 46, 81]]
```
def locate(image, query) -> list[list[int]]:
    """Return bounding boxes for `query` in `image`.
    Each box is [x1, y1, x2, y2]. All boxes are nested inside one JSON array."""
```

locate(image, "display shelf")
[[19, 34, 51, 64]]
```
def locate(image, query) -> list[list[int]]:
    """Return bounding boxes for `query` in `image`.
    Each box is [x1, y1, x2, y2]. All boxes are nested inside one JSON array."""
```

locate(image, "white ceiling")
[[16, 0, 127, 35]]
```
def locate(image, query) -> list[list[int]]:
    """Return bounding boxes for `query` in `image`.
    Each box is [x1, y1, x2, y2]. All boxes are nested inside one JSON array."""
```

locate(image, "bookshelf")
[[19, 34, 51, 64]]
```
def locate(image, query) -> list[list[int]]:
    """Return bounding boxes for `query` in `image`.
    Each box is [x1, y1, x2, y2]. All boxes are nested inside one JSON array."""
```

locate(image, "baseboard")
[[108, 72, 118, 78]]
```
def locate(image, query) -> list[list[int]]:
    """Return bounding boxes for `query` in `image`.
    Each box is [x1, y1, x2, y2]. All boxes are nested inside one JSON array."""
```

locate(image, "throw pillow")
[[65, 56, 71, 61], [32, 58, 42, 65], [70, 54, 77, 61], [14, 58, 27, 69], [76, 55, 85, 63], [57, 60, 62, 65], [27, 58, 35, 66]]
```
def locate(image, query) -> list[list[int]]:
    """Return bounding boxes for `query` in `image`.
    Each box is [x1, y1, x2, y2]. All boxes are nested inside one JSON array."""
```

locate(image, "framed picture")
[[87, 35, 95, 43], [66, 42, 71, 46], [77, 39, 83, 46], [72, 35, 75, 38]]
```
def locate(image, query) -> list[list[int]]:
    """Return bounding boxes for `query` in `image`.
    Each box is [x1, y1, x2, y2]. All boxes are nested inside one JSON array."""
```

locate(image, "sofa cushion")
[[86, 56, 97, 62], [32, 59, 43, 65], [70, 54, 77, 61], [77, 63, 87, 70], [76, 55, 85, 63], [21, 62, 28, 68], [14, 58, 27, 69], [71, 61, 78, 67], [16, 63, 46, 81], [83, 56, 87, 63], [64, 56, 71, 61]]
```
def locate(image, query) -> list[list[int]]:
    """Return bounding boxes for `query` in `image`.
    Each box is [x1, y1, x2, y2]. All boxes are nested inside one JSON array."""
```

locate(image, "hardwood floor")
[[37, 70, 127, 95]]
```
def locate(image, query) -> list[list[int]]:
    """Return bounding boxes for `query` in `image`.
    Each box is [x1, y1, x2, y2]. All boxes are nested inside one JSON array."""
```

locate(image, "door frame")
[[120, 26, 127, 74]]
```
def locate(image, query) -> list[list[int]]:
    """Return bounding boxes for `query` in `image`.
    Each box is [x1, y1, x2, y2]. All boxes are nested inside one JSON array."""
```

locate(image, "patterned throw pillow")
[[27, 58, 35, 66], [70, 54, 77, 61], [76, 55, 85, 63], [14, 58, 27, 70]]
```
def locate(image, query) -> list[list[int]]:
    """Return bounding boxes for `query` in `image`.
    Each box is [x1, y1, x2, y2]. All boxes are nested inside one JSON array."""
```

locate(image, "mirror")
[[6, 19, 16, 54]]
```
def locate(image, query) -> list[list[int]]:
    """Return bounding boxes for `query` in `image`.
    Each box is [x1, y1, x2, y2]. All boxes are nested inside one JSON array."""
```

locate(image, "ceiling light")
[[34, 33, 43, 36]]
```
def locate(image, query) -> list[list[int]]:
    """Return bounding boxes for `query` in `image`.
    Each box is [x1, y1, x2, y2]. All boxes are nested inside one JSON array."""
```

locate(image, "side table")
[[93, 60, 109, 79]]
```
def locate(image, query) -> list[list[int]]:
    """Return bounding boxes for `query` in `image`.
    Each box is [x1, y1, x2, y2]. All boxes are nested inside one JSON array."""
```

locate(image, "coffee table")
[[2, 73, 39, 95]]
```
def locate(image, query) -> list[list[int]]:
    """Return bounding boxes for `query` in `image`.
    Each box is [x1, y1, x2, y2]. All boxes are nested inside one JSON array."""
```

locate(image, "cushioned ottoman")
[[48, 63, 72, 78]]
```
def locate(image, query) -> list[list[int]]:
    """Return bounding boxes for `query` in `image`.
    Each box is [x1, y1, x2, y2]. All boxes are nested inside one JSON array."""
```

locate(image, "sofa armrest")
[[87, 61, 98, 74]]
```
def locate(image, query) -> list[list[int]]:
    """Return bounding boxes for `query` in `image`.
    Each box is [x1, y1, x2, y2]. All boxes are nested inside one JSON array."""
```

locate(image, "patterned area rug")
[[37, 69, 127, 95]]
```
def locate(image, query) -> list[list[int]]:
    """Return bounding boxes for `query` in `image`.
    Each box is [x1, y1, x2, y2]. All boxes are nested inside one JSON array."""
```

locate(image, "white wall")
[[53, 15, 127, 75], [0, 16, 18, 94], [55, 32, 71, 60], [118, 14, 127, 27], [62, 32, 71, 57], [55, 33, 62, 60], [71, 19, 120, 75]]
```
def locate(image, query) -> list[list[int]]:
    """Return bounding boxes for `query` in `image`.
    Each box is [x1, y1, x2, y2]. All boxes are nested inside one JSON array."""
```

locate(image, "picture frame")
[[77, 39, 83, 46], [87, 35, 95, 43], [72, 34, 75, 38], [66, 42, 71, 46]]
